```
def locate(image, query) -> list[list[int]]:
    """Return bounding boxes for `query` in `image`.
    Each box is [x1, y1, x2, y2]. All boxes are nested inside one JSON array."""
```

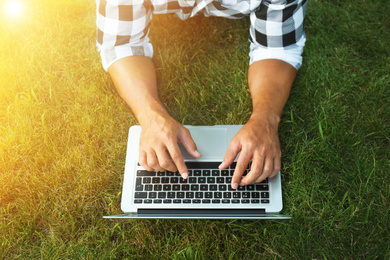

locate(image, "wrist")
[[249, 111, 281, 128]]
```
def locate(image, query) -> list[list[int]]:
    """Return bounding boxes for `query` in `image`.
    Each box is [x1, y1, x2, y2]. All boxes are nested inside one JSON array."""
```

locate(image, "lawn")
[[0, 0, 389, 259]]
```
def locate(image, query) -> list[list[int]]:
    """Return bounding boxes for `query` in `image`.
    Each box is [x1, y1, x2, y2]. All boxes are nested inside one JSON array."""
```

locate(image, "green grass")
[[0, 0, 389, 258]]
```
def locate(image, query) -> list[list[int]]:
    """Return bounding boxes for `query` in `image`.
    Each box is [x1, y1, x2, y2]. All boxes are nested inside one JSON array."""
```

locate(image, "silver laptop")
[[104, 125, 291, 219]]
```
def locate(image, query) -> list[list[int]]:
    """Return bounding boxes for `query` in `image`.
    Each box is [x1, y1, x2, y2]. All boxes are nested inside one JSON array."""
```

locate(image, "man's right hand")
[[138, 112, 201, 179], [107, 56, 201, 179]]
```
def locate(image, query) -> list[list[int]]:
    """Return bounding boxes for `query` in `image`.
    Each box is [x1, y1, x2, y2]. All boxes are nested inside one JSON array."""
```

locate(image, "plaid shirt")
[[96, 0, 308, 71]]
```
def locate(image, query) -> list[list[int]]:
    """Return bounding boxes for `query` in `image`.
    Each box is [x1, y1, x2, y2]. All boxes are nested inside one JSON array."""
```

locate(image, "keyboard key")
[[200, 184, 208, 191], [137, 170, 156, 177], [179, 178, 188, 184], [157, 172, 165, 176], [191, 184, 199, 191], [163, 184, 171, 191], [195, 192, 203, 198], [223, 192, 231, 199], [149, 192, 157, 199], [158, 192, 166, 199], [135, 192, 147, 198], [168, 192, 175, 198], [173, 199, 181, 204], [238, 186, 245, 191], [202, 199, 211, 204], [144, 199, 152, 204], [161, 177, 170, 184], [186, 192, 194, 198], [183, 199, 192, 204], [261, 192, 269, 198], [232, 199, 240, 204], [233, 192, 241, 198], [154, 185, 162, 191], [222, 199, 230, 204], [251, 199, 260, 203], [143, 177, 151, 184], [171, 177, 179, 183], [194, 170, 201, 176], [198, 177, 206, 183], [261, 199, 270, 204], [154, 199, 162, 204], [152, 177, 160, 184], [214, 192, 222, 198], [212, 199, 221, 204], [252, 192, 260, 198], [218, 185, 227, 191], [163, 199, 172, 204], [229, 169, 235, 176], [181, 185, 190, 191], [205, 192, 213, 198], [177, 192, 185, 198], [207, 177, 215, 183], [242, 199, 250, 204], [193, 199, 201, 204], [212, 170, 219, 176], [172, 184, 180, 191], [209, 185, 217, 191], [135, 184, 143, 191], [221, 170, 229, 176], [217, 177, 224, 183], [166, 171, 175, 176], [246, 185, 255, 191], [189, 177, 197, 183], [145, 185, 153, 191], [242, 192, 250, 198], [134, 199, 143, 204], [203, 170, 210, 176], [226, 177, 232, 183], [256, 184, 269, 191], [188, 170, 193, 176]]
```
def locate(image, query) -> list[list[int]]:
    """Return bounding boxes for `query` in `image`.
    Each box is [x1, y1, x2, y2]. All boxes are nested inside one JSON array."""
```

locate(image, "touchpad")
[[179, 127, 227, 159]]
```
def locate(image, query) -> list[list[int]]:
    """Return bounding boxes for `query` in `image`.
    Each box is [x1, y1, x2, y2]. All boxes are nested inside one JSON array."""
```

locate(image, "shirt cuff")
[[97, 41, 154, 71], [249, 34, 306, 70]]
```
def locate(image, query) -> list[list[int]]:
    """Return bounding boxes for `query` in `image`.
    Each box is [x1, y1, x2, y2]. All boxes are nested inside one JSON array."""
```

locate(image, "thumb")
[[220, 140, 240, 169], [178, 128, 202, 158]]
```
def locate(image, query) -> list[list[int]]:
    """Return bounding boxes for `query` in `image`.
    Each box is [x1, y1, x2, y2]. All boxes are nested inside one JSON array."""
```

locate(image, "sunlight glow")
[[3, 0, 24, 18]]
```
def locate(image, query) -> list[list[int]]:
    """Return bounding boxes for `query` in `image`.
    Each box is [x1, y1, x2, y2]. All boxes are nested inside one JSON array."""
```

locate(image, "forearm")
[[248, 59, 297, 126], [107, 56, 168, 125]]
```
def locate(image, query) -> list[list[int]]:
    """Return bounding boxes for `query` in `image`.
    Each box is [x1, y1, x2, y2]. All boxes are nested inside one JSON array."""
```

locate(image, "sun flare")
[[3, 0, 24, 18]]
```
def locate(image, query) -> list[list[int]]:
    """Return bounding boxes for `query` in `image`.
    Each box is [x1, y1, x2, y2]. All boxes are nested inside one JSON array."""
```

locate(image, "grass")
[[0, 0, 389, 258]]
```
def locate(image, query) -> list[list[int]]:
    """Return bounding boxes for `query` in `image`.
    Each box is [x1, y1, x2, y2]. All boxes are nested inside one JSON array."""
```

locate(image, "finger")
[[231, 150, 251, 189], [220, 140, 240, 170], [179, 128, 201, 158], [270, 157, 281, 178], [146, 150, 165, 172], [139, 151, 154, 172], [156, 149, 178, 172], [166, 144, 188, 179], [254, 156, 273, 183], [242, 155, 264, 184]]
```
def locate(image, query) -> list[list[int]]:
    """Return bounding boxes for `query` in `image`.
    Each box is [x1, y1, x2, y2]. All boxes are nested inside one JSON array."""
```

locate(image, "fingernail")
[[239, 182, 245, 186], [218, 161, 226, 169], [232, 183, 238, 189], [181, 172, 188, 179], [194, 150, 202, 157]]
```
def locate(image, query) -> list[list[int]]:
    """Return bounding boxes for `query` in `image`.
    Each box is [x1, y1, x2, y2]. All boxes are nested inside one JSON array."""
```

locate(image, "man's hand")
[[219, 118, 281, 189], [219, 59, 297, 189], [138, 112, 201, 178]]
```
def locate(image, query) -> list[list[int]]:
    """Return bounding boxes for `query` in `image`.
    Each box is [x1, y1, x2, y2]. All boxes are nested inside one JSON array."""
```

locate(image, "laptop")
[[104, 125, 291, 219]]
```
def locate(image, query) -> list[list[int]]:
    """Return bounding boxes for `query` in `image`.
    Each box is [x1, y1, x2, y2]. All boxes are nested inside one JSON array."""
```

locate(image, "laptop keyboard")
[[133, 162, 270, 205]]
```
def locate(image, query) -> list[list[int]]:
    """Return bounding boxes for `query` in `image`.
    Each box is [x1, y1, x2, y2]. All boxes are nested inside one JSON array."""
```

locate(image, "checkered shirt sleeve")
[[249, 0, 308, 70], [96, 0, 153, 71]]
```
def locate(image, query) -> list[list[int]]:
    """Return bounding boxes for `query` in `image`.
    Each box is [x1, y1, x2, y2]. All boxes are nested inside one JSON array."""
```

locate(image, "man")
[[96, 0, 307, 189]]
